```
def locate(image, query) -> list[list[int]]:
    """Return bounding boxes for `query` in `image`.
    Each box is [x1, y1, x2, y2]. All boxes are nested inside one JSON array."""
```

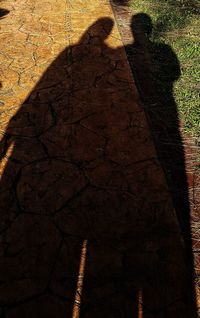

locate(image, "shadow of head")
[[131, 13, 153, 38], [0, 8, 9, 19], [111, 0, 130, 5], [80, 17, 114, 43]]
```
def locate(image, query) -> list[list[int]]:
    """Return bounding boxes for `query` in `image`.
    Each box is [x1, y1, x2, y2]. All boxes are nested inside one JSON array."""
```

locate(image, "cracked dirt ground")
[[0, 0, 198, 317]]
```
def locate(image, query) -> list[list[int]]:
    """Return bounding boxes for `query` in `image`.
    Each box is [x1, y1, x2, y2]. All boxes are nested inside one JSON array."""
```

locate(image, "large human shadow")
[[0, 17, 197, 317]]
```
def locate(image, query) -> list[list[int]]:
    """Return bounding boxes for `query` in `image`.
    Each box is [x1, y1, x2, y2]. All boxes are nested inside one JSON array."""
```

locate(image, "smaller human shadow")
[[126, 12, 190, 245], [125, 12, 197, 315]]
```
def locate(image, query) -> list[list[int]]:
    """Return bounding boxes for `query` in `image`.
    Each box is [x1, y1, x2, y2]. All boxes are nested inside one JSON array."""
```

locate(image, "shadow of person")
[[126, 13, 191, 236], [125, 12, 197, 316], [0, 16, 131, 317], [0, 16, 197, 318]]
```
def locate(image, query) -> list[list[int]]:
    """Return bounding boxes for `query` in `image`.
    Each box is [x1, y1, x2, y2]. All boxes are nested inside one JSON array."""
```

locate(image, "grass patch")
[[131, 0, 200, 144]]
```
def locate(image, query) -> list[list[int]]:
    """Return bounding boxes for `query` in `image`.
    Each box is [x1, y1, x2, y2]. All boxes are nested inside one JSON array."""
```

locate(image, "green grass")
[[131, 0, 200, 145]]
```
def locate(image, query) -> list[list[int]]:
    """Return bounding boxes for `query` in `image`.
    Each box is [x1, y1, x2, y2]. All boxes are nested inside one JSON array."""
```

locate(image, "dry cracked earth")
[[0, 0, 199, 317]]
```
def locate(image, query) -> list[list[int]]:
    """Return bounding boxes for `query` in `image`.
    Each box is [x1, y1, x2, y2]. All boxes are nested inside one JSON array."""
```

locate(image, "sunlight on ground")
[[72, 240, 88, 318]]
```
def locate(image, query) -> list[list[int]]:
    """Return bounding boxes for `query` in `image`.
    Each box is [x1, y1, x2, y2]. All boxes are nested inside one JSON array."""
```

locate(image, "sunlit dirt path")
[[0, 0, 197, 317]]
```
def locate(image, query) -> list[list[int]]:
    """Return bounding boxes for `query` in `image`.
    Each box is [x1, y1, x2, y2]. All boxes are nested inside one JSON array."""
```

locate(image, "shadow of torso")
[[126, 26, 191, 240]]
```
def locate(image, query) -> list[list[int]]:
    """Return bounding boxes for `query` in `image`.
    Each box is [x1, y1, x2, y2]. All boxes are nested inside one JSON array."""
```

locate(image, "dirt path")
[[0, 0, 198, 317]]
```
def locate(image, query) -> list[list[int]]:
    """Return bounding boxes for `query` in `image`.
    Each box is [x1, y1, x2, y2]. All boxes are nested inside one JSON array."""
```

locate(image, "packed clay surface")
[[0, 1, 198, 317]]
